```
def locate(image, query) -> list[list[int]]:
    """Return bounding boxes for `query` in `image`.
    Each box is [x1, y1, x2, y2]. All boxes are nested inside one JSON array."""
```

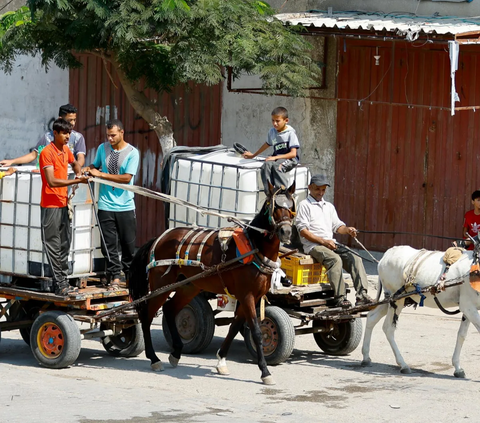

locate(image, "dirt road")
[[1, 293, 480, 423]]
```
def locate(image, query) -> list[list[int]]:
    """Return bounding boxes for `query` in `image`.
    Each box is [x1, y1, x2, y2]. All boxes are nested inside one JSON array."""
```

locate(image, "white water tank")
[[167, 147, 310, 228], [0, 166, 103, 281]]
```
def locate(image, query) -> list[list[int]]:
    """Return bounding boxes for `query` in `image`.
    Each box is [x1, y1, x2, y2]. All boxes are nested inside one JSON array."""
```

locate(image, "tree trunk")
[[112, 60, 176, 158]]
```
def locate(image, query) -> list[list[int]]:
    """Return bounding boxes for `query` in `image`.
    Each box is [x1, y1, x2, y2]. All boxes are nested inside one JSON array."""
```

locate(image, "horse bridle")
[[266, 188, 296, 235]]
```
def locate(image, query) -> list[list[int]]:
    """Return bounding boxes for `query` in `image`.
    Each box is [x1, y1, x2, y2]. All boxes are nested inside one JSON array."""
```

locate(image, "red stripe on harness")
[[233, 228, 254, 264]]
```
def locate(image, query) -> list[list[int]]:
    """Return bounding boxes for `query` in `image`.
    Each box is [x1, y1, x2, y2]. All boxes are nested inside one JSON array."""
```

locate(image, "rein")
[[89, 176, 271, 235], [358, 229, 459, 241]]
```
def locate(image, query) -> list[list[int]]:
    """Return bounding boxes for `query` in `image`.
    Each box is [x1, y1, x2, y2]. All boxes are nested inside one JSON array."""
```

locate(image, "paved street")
[[2, 280, 480, 423]]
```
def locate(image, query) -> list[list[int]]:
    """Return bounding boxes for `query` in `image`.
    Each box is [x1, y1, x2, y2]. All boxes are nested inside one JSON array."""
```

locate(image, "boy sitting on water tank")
[[243, 107, 300, 194]]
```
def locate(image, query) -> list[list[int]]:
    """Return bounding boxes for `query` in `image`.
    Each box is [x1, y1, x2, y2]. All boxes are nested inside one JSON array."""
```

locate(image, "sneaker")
[[356, 292, 375, 306]]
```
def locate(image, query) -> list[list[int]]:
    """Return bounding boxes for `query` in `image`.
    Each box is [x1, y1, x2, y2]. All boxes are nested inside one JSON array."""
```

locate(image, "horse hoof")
[[151, 361, 164, 372], [454, 369, 466, 378], [361, 359, 372, 367], [216, 365, 230, 376], [169, 354, 180, 368], [262, 375, 276, 385], [400, 367, 412, 374]]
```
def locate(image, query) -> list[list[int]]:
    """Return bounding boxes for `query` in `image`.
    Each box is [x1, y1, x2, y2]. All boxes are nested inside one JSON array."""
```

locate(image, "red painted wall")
[[69, 54, 222, 245], [336, 39, 480, 251]]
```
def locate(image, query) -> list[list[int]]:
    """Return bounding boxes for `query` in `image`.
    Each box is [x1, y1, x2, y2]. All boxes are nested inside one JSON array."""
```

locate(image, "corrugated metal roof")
[[275, 11, 480, 40]]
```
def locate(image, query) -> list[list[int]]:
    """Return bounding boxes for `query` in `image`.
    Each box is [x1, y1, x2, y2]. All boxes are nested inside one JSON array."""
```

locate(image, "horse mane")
[[246, 199, 271, 246]]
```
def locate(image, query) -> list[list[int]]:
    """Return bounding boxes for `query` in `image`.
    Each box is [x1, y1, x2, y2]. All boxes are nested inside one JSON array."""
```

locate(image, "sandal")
[[108, 279, 121, 290]]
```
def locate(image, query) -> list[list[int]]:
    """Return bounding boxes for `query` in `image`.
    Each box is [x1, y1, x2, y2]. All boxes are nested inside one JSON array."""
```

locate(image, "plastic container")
[[168, 148, 310, 228], [281, 253, 329, 285], [0, 167, 103, 279]]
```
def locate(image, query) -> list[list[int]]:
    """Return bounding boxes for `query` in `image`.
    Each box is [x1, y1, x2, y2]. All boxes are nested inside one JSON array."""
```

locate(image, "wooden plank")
[[87, 301, 130, 311], [0, 320, 34, 331], [298, 298, 328, 307], [0, 284, 129, 302]]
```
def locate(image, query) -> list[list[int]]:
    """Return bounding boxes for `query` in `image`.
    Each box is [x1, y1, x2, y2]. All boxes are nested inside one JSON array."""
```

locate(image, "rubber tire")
[[244, 306, 295, 365], [162, 294, 215, 354], [313, 318, 363, 356], [30, 311, 81, 369], [100, 323, 145, 357]]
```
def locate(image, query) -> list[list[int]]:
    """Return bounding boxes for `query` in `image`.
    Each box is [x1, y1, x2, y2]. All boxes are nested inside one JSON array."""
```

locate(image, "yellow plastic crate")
[[281, 252, 329, 285]]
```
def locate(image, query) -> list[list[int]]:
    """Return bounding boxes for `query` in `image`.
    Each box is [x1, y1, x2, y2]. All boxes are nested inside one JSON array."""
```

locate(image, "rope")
[[89, 177, 269, 235], [352, 237, 379, 263], [358, 230, 458, 241], [95, 249, 258, 319], [433, 297, 460, 315]]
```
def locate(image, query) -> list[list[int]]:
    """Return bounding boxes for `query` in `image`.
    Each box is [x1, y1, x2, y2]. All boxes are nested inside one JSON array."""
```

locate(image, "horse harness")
[[395, 248, 461, 315], [144, 188, 294, 300], [145, 226, 279, 299]]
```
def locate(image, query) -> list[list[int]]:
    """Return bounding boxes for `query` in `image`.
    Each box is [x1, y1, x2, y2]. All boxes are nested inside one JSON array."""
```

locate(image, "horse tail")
[[129, 237, 156, 308]]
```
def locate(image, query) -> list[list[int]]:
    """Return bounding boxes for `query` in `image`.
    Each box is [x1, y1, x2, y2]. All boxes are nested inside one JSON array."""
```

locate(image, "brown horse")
[[129, 182, 296, 384]]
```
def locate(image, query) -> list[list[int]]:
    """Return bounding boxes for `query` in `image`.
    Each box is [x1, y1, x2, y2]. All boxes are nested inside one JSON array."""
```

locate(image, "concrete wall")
[[1, 1, 69, 163], [0, 55, 69, 162], [221, 34, 338, 200], [271, 0, 480, 17], [4, 0, 26, 11]]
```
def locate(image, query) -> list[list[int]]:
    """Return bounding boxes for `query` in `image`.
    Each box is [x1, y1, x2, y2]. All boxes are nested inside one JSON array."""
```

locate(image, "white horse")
[[361, 245, 479, 378]]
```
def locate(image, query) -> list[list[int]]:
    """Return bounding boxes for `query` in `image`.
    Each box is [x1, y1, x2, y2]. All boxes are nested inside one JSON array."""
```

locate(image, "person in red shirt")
[[462, 190, 480, 250], [39, 118, 87, 296]]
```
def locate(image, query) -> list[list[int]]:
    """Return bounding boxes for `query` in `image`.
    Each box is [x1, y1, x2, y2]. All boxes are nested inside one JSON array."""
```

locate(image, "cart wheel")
[[100, 323, 145, 357], [313, 318, 363, 356], [30, 311, 81, 368], [162, 294, 215, 354], [244, 306, 295, 365]]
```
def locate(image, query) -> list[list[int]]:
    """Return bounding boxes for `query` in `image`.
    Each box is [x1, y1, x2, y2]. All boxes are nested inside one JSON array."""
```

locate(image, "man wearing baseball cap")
[[295, 174, 373, 307]]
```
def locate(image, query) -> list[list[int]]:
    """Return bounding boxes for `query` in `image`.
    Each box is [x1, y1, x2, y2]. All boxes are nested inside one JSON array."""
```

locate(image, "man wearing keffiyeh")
[[82, 119, 139, 288]]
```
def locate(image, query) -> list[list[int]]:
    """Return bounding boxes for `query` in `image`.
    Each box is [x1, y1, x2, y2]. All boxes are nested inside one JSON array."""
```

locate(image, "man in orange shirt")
[[39, 118, 87, 296]]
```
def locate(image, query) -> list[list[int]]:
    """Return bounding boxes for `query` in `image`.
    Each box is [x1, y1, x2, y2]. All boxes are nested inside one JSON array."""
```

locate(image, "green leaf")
[[0, 0, 319, 97], [254, 1, 271, 15], [161, 0, 190, 12]]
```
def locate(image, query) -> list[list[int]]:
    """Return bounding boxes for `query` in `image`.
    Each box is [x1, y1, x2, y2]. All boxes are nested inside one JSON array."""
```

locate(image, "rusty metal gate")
[[336, 39, 480, 251]]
